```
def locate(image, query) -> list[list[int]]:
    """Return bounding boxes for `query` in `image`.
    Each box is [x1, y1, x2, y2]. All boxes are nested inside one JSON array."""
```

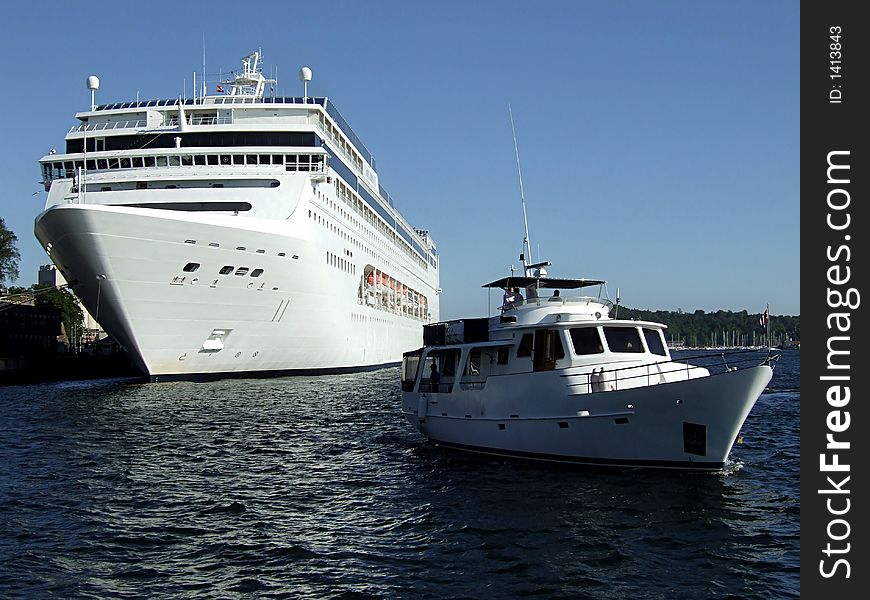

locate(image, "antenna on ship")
[[87, 75, 99, 111], [300, 66, 312, 102], [509, 105, 533, 276]]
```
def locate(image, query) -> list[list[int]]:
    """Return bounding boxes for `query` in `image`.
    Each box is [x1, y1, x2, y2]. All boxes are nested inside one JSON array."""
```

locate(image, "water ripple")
[[0, 355, 799, 598]]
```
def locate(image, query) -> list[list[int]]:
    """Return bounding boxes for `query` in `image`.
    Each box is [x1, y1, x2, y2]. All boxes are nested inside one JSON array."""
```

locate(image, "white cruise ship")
[[34, 51, 440, 381]]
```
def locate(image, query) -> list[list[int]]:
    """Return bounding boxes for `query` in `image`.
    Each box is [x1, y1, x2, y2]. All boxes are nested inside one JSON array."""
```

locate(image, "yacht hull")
[[403, 365, 772, 470]]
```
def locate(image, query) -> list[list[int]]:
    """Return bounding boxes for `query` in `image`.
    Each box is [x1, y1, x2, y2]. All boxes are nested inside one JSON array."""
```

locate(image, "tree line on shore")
[[614, 306, 800, 348]]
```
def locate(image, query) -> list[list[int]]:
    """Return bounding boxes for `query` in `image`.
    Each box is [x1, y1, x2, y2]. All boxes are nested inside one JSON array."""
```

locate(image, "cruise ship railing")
[[70, 116, 235, 133], [567, 348, 780, 395], [69, 119, 147, 133]]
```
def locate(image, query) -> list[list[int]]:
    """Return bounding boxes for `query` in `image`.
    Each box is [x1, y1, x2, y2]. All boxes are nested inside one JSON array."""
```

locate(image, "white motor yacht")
[[401, 273, 776, 470]]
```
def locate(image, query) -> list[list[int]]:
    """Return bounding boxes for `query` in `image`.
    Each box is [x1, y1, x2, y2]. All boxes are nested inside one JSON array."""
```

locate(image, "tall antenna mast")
[[509, 105, 533, 275], [202, 33, 207, 98]]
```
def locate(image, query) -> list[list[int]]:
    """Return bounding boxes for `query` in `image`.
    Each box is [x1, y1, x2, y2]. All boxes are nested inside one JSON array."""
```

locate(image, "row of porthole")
[[183, 239, 294, 259], [183, 262, 264, 277]]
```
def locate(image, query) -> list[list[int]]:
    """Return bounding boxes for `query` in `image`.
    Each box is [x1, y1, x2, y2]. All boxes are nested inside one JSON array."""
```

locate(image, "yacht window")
[[570, 327, 605, 355], [466, 350, 482, 376], [183, 262, 200, 272], [401, 350, 422, 392], [251, 269, 264, 277], [246, 155, 258, 165], [272, 154, 284, 164], [497, 348, 509, 365], [144, 156, 155, 167], [181, 155, 193, 166], [259, 155, 271, 165], [156, 156, 168, 167], [219, 265, 234, 275], [207, 155, 219, 165], [643, 328, 668, 356], [109, 158, 120, 169], [603, 327, 644, 353], [85, 160, 97, 171], [235, 267, 249, 276], [132, 157, 144, 168], [233, 154, 244, 165], [517, 333, 533, 357], [168, 156, 180, 167], [220, 155, 231, 165], [136, 182, 147, 189]]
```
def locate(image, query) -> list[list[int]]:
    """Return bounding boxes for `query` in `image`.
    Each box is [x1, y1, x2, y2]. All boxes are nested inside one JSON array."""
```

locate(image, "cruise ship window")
[[219, 266, 234, 275], [157, 156, 168, 167]]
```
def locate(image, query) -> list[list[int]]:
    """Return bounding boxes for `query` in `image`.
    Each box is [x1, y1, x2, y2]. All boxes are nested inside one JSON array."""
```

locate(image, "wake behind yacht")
[[34, 50, 440, 381]]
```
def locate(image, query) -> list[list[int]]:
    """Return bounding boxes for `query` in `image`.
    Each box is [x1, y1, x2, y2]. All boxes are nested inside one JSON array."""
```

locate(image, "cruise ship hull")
[[36, 203, 424, 380]]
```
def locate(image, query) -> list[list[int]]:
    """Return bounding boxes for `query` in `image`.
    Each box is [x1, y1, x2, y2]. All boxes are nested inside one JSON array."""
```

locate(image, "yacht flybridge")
[[401, 271, 776, 470], [35, 50, 440, 381]]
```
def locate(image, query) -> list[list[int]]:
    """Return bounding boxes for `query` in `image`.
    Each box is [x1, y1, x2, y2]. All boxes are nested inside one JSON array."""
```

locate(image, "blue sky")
[[0, 1, 799, 319]]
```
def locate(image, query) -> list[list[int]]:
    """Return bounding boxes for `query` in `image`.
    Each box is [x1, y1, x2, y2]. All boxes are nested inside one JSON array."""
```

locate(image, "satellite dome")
[[299, 67, 312, 82], [86, 75, 100, 90]]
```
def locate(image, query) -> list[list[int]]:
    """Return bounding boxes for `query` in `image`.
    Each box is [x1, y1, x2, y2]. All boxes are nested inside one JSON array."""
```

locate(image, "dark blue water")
[[0, 351, 799, 598]]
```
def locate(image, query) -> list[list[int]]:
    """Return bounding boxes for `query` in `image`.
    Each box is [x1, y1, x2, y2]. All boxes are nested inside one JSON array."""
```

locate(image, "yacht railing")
[[503, 296, 613, 311], [567, 349, 779, 395]]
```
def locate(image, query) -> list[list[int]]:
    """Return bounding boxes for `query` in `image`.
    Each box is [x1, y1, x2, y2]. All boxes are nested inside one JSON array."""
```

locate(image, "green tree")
[[32, 284, 85, 345], [0, 216, 20, 286]]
